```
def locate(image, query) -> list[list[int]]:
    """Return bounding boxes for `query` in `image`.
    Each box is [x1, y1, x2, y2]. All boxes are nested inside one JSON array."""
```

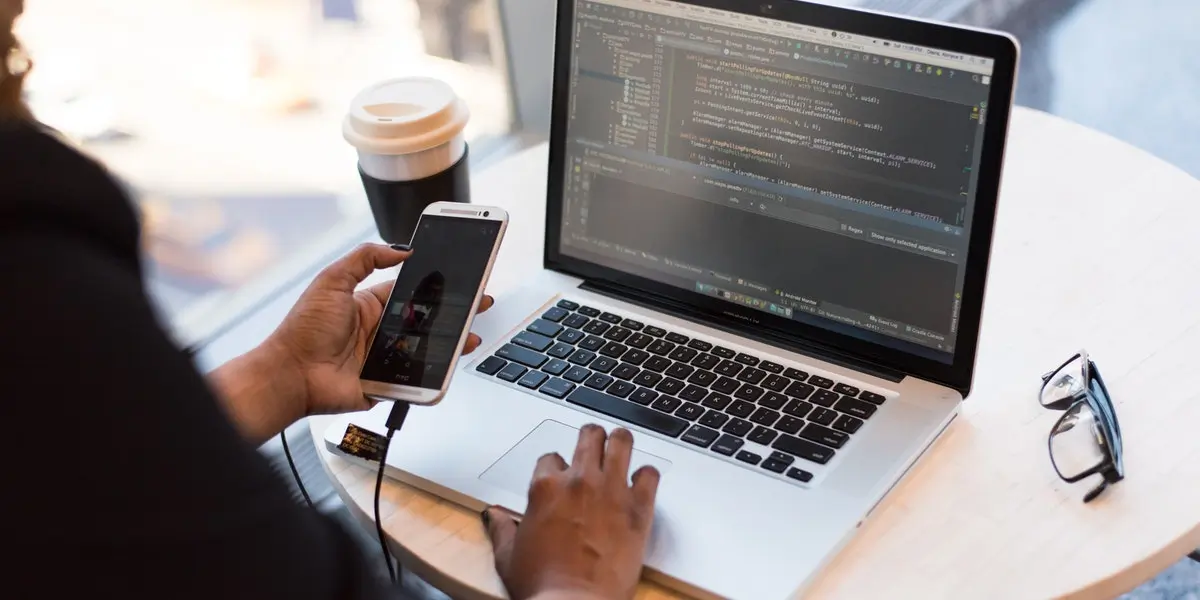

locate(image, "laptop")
[[326, 0, 1017, 597]]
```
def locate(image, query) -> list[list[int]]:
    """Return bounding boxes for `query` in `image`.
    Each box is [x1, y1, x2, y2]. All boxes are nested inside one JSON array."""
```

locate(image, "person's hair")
[[1, 0, 31, 122]]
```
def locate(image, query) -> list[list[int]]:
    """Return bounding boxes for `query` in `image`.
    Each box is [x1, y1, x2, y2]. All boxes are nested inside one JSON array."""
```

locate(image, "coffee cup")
[[343, 77, 471, 244]]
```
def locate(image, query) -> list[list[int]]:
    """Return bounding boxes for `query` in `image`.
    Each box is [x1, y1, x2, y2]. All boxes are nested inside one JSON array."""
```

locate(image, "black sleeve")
[[0, 123, 395, 598]]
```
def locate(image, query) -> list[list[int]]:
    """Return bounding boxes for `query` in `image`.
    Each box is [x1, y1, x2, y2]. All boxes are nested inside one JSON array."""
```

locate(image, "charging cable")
[[374, 401, 412, 584]]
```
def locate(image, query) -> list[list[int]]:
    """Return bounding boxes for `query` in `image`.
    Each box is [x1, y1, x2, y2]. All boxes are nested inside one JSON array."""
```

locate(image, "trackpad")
[[480, 420, 673, 496]]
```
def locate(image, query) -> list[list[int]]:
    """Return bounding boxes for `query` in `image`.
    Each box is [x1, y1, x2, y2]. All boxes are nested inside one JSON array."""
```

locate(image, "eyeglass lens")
[[1041, 353, 1086, 407], [1049, 401, 1108, 480]]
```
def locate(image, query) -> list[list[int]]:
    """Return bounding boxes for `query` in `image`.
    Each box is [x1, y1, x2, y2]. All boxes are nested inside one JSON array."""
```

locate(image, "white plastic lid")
[[343, 77, 470, 156]]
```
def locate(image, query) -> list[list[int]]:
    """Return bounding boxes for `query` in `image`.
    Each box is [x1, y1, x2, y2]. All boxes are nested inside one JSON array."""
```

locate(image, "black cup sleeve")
[[359, 145, 471, 245]]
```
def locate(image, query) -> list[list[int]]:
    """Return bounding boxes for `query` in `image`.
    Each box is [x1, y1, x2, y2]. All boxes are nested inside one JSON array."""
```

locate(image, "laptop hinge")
[[579, 279, 905, 383]]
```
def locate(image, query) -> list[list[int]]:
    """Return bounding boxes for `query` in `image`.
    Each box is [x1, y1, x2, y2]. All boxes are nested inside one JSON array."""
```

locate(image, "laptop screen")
[[556, 0, 998, 363]]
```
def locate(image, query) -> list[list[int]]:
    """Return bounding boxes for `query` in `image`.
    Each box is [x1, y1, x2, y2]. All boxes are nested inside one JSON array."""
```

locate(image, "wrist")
[[208, 335, 309, 445]]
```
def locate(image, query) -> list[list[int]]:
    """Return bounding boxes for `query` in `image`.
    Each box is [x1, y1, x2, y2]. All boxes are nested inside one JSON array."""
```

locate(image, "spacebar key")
[[567, 387, 688, 438]]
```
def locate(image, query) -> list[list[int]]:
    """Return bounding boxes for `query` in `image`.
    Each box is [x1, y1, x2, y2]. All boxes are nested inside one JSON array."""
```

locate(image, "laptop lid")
[[543, 0, 1018, 395]]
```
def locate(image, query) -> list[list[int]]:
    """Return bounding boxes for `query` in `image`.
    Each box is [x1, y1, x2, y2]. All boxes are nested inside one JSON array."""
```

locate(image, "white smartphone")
[[359, 202, 509, 405]]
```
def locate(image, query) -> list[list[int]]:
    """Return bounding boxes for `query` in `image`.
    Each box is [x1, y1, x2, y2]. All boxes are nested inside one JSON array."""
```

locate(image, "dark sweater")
[[0, 119, 392, 598]]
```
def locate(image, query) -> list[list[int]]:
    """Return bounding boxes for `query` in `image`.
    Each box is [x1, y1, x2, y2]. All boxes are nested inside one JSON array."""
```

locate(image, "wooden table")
[[310, 107, 1200, 599]]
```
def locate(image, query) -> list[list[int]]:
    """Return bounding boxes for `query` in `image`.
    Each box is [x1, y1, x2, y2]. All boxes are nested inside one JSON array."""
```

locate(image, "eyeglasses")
[[1039, 350, 1124, 503]]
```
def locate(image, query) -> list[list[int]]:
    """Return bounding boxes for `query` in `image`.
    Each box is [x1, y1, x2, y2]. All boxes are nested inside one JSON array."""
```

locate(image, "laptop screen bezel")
[[543, 0, 1019, 396]]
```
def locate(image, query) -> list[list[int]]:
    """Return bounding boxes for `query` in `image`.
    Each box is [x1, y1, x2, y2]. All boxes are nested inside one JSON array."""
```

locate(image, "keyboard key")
[[810, 408, 838, 426], [715, 360, 743, 377], [700, 410, 729, 429], [675, 402, 704, 421], [734, 384, 765, 403], [585, 373, 615, 391], [622, 350, 650, 365], [762, 374, 789, 393], [800, 423, 849, 449], [834, 383, 860, 396], [609, 381, 636, 398], [643, 356, 672, 372], [735, 353, 760, 366], [723, 418, 753, 437], [773, 434, 836, 464], [651, 396, 683, 413], [629, 388, 658, 405], [784, 368, 809, 381], [759, 361, 784, 374], [579, 336, 606, 351], [859, 390, 887, 405], [540, 378, 575, 399], [527, 319, 564, 338], [626, 333, 653, 349], [599, 312, 623, 324], [559, 329, 586, 345], [736, 450, 762, 465], [621, 319, 644, 330], [599, 342, 629, 359], [688, 339, 713, 352], [750, 407, 780, 427], [728, 400, 756, 418], [655, 377, 685, 396], [644, 326, 667, 337], [712, 346, 736, 359], [583, 320, 611, 335], [612, 363, 639, 380], [542, 307, 569, 323], [784, 399, 814, 418], [603, 327, 632, 342], [711, 377, 741, 395], [567, 387, 687, 437], [749, 426, 778, 445], [634, 371, 663, 388], [681, 425, 720, 448], [687, 370, 718, 387], [496, 344, 548, 368], [833, 414, 864, 434], [711, 434, 744, 456], [775, 415, 804, 434], [562, 314, 589, 329], [476, 356, 507, 375], [811, 389, 840, 407], [786, 468, 814, 483], [668, 346, 698, 363], [547, 343, 575, 359], [556, 299, 580, 310], [518, 371, 549, 389], [770, 451, 796, 465], [691, 353, 721, 370], [834, 397, 877, 419], [665, 362, 695, 380], [647, 339, 675, 356], [808, 375, 834, 389], [680, 385, 709, 403], [701, 393, 733, 411], [785, 381, 815, 399], [568, 349, 597, 366], [762, 458, 790, 473], [759, 392, 788, 410], [542, 359, 570, 376], [736, 367, 766, 385], [577, 306, 601, 317], [497, 362, 528, 382], [665, 332, 690, 344], [564, 366, 591, 383], [590, 356, 618, 374]]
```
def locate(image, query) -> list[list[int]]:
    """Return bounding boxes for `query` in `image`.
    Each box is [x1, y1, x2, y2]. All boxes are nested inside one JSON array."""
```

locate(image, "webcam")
[[760, 3, 774, 13]]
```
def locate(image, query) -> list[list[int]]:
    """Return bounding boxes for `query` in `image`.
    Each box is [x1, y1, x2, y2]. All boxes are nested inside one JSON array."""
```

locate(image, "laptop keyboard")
[[474, 299, 889, 485]]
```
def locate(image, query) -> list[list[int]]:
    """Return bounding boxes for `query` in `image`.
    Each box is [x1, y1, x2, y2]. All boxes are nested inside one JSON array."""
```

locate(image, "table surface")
[[310, 107, 1200, 599]]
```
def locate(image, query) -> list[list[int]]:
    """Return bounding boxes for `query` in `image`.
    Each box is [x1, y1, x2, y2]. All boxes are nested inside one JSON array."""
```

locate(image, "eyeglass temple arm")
[[1082, 480, 1109, 503]]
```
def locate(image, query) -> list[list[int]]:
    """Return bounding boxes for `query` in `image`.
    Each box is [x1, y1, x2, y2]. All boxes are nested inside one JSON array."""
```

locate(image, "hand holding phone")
[[359, 203, 508, 405]]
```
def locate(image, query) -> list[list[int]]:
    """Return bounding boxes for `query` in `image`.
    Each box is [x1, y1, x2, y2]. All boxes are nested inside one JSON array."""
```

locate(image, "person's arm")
[[207, 337, 307, 446]]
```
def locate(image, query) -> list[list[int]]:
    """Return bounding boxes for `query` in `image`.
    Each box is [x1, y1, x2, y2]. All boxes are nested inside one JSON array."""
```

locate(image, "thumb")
[[320, 243, 409, 292], [482, 506, 519, 575]]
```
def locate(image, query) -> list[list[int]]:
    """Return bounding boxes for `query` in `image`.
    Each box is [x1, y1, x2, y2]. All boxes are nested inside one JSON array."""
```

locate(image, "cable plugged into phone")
[[373, 400, 412, 584]]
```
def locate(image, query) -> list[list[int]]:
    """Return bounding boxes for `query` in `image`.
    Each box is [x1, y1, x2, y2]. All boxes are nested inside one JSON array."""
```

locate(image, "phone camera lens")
[[483, 211, 490, 217]]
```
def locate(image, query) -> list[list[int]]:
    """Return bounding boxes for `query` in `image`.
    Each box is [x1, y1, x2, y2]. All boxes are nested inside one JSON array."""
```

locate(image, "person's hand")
[[483, 425, 661, 600], [268, 243, 494, 416]]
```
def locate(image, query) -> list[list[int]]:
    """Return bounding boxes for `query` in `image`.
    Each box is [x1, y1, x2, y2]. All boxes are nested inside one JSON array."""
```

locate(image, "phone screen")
[[360, 215, 502, 389]]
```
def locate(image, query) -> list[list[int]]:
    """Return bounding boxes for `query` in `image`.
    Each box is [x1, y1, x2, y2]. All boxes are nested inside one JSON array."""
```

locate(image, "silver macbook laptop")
[[327, 0, 1018, 597]]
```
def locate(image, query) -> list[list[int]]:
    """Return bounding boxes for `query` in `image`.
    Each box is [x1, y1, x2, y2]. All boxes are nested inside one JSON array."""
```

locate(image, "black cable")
[[375, 400, 411, 585], [280, 429, 314, 509]]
